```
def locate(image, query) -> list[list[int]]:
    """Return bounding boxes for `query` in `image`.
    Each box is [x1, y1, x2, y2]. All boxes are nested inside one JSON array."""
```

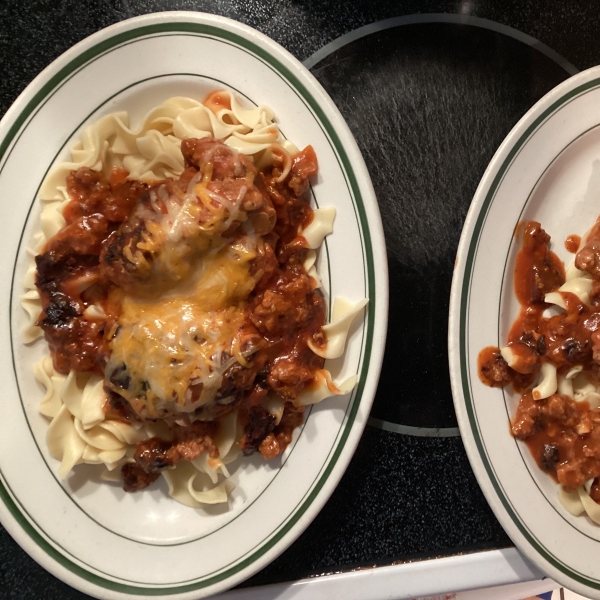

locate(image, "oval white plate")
[[449, 65, 600, 598], [0, 12, 388, 600]]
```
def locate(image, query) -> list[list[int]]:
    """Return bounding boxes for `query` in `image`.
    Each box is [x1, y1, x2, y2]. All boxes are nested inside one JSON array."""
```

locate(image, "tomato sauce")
[[203, 90, 232, 114], [565, 234, 581, 253]]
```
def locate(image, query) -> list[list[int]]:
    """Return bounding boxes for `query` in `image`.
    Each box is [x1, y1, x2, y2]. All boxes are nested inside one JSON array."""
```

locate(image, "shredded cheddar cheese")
[[106, 239, 261, 418]]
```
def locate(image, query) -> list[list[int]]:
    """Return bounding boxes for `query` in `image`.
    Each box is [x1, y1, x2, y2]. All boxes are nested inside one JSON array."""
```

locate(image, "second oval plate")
[[450, 65, 600, 598]]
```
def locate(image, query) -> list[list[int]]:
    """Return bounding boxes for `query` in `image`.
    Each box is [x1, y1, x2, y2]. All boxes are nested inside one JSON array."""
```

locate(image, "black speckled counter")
[[2, 1, 600, 598]]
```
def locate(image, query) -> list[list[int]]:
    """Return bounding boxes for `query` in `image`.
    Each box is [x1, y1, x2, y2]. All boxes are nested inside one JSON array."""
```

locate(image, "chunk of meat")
[[172, 421, 219, 462], [576, 218, 600, 279], [239, 406, 276, 455], [516, 221, 564, 304], [134, 437, 176, 472], [131, 422, 219, 477], [250, 270, 313, 336], [45, 213, 109, 258], [99, 191, 162, 292], [64, 167, 147, 225], [218, 345, 267, 399], [258, 403, 305, 459], [35, 252, 109, 375], [122, 463, 160, 492], [181, 137, 256, 180], [287, 145, 318, 196], [478, 347, 511, 387], [208, 177, 275, 234], [541, 443, 560, 472]]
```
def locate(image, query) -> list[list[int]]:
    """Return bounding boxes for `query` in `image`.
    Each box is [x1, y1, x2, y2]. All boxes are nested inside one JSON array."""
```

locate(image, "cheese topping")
[[105, 238, 261, 419]]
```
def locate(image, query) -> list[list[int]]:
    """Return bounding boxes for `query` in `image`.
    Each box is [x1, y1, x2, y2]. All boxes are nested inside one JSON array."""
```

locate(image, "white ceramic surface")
[[0, 12, 388, 599], [449, 65, 600, 598]]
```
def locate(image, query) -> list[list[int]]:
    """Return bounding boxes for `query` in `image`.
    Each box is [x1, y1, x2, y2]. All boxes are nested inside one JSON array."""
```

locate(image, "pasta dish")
[[479, 219, 600, 523], [23, 91, 366, 508]]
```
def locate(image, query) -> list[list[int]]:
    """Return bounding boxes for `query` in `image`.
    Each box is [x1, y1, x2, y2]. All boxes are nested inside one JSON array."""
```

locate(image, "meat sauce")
[[36, 168, 147, 374], [478, 220, 600, 498], [35, 137, 324, 491]]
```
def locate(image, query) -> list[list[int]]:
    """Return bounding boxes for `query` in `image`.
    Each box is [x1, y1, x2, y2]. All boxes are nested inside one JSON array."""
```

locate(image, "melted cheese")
[[106, 239, 261, 418], [127, 176, 252, 290]]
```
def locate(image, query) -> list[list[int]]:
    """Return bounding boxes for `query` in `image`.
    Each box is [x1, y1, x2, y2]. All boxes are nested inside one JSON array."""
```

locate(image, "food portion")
[[478, 218, 600, 523], [24, 92, 366, 508]]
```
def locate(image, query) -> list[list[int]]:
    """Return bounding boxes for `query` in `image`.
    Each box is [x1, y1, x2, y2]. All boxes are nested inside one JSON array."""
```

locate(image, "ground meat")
[[510, 392, 600, 490], [45, 214, 109, 257], [249, 265, 325, 398], [47, 318, 108, 375], [172, 422, 219, 461], [511, 393, 580, 440], [64, 168, 147, 224], [267, 358, 313, 399], [250, 242, 279, 291], [250, 270, 314, 336]]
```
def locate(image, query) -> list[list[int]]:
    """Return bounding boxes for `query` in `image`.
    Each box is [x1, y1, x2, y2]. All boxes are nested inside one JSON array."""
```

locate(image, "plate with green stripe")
[[0, 11, 388, 599], [449, 65, 600, 598]]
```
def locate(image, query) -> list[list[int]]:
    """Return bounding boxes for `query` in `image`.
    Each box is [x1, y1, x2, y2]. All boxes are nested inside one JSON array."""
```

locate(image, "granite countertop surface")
[[2, 1, 600, 598]]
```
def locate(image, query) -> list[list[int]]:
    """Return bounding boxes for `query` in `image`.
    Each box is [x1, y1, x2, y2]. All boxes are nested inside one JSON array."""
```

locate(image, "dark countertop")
[[1, 1, 599, 598]]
